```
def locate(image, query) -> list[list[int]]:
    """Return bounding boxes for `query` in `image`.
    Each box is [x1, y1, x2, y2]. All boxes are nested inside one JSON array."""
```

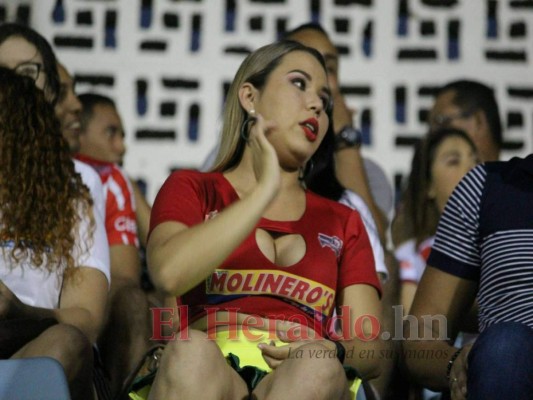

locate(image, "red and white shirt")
[[76, 154, 139, 248]]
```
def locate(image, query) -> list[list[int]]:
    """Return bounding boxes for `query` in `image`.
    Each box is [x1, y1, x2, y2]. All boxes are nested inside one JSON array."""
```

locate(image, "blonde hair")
[[211, 40, 326, 172]]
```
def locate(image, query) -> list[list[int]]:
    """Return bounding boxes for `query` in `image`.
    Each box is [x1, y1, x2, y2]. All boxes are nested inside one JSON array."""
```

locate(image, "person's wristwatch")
[[334, 125, 363, 150]]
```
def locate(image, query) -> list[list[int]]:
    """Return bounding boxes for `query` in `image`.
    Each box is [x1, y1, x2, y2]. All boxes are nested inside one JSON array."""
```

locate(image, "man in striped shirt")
[[404, 154, 533, 400]]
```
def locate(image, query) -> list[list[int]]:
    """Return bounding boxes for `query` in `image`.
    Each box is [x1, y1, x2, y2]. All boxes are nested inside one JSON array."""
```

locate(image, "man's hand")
[[449, 343, 473, 400], [332, 90, 355, 134]]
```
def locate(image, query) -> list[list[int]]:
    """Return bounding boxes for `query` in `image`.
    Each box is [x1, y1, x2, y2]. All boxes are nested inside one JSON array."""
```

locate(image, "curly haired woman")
[[0, 67, 110, 400]]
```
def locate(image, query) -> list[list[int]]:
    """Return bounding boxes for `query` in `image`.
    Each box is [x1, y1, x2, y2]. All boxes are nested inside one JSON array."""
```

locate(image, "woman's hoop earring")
[[240, 109, 257, 142]]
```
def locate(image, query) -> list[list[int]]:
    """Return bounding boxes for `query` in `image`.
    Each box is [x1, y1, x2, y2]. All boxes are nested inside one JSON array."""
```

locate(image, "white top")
[[0, 160, 110, 309], [339, 190, 388, 280], [394, 237, 433, 284]]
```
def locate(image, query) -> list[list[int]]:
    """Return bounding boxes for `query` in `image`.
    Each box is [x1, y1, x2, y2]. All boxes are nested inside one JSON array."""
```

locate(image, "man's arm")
[[1, 267, 109, 344], [130, 178, 151, 248], [110, 244, 141, 291], [331, 90, 388, 243], [403, 266, 477, 390]]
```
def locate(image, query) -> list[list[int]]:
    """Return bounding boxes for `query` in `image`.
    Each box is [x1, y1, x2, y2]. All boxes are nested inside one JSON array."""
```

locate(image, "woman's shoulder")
[[166, 169, 224, 186], [160, 169, 234, 201]]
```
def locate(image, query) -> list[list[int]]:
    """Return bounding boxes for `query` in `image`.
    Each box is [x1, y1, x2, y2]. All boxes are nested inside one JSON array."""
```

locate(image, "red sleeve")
[[149, 170, 206, 236], [105, 167, 139, 247], [337, 210, 382, 297]]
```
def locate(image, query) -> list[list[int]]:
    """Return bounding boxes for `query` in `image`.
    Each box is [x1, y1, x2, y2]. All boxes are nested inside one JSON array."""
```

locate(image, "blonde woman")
[[146, 40, 382, 400]]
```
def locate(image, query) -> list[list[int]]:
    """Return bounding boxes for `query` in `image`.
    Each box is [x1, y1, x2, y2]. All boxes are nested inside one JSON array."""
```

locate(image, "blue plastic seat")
[[0, 357, 70, 400]]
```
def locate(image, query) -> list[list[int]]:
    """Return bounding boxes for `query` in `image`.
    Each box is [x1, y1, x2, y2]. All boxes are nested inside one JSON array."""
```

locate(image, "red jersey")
[[150, 170, 380, 335], [76, 155, 139, 248]]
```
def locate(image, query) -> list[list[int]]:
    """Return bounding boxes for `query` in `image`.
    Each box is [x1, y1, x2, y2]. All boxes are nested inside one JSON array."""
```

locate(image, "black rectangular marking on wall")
[[507, 88, 533, 98], [507, 111, 523, 128], [310, 0, 320, 15], [335, 0, 373, 5], [54, 36, 94, 48], [136, 129, 176, 139], [335, 18, 350, 33], [418, 86, 441, 96], [398, 49, 438, 60], [160, 102, 177, 117], [421, 0, 458, 7], [501, 140, 524, 150], [336, 45, 350, 55], [161, 79, 199, 89], [509, 21, 526, 38], [276, 18, 287, 37], [249, 16, 263, 30], [341, 86, 372, 96], [77, 10, 93, 25], [140, 41, 167, 51], [510, 1, 533, 8], [163, 12, 179, 28], [395, 136, 423, 146], [75, 75, 115, 86], [418, 109, 429, 123], [485, 50, 527, 61], [224, 46, 253, 54], [16, 5, 30, 25], [106, 10, 117, 28], [420, 20, 436, 36]]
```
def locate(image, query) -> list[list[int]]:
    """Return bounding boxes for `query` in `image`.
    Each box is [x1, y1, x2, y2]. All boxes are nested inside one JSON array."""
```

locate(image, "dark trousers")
[[467, 321, 533, 400]]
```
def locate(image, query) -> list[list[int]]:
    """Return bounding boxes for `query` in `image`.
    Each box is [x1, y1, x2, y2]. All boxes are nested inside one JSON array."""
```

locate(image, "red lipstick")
[[300, 118, 319, 142]]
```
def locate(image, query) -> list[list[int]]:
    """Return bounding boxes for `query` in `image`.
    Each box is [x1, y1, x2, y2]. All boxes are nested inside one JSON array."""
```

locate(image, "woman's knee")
[[45, 324, 92, 359], [153, 329, 234, 395], [286, 342, 346, 384], [159, 329, 224, 374], [18, 324, 93, 375]]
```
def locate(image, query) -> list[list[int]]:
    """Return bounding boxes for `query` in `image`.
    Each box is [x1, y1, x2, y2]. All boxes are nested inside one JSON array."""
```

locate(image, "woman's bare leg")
[[148, 329, 249, 400], [11, 324, 95, 400], [253, 342, 351, 400]]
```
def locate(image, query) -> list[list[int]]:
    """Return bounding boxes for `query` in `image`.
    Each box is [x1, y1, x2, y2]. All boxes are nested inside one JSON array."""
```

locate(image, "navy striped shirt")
[[428, 155, 533, 332]]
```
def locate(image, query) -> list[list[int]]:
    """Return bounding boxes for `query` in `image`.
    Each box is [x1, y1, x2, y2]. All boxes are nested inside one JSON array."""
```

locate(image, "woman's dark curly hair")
[[0, 67, 93, 278]]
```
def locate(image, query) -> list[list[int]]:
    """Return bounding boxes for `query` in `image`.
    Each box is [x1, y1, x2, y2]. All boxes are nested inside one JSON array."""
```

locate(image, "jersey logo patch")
[[317, 233, 343, 257]]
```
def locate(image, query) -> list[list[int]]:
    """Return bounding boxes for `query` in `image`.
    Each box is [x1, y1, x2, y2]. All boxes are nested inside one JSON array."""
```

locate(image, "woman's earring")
[[240, 109, 257, 142]]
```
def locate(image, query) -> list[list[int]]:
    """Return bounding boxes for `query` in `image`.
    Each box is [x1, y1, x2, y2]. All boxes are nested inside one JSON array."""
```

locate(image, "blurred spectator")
[[77, 93, 151, 396], [428, 80, 502, 163]]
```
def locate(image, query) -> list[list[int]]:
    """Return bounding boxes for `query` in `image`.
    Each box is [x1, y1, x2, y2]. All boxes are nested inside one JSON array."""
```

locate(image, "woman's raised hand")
[[247, 113, 280, 199]]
